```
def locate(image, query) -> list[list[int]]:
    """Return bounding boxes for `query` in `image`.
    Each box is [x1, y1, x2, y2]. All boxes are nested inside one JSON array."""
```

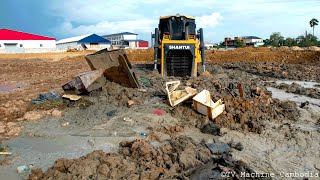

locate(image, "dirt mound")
[[125, 49, 153, 62], [291, 46, 303, 51], [170, 66, 299, 133], [125, 48, 320, 65], [221, 62, 320, 82], [28, 136, 252, 179], [309, 46, 320, 51], [207, 49, 320, 65]]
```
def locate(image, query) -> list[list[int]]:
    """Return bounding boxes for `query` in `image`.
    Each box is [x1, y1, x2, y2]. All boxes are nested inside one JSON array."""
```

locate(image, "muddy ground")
[[0, 48, 320, 179]]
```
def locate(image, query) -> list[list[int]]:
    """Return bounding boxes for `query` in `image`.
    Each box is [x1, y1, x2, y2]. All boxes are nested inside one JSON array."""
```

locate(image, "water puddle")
[[0, 135, 133, 179], [275, 80, 320, 89], [267, 87, 320, 107]]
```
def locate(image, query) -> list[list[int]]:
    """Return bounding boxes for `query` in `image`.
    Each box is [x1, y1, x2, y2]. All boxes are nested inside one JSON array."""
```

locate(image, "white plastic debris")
[[165, 81, 197, 107], [192, 90, 225, 119]]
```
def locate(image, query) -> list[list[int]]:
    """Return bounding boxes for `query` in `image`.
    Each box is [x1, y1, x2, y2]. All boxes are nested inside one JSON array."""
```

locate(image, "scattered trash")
[[87, 139, 95, 147], [193, 90, 225, 120], [152, 109, 166, 116], [139, 132, 148, 137], [32, 92, 60, 104], [165, 81, 197, 107], [139, 77, 152, 87], [206, 143, 230, 154], [138, 88, 147, 92], [106, 110, 117, 118], [127, 100, 135, 107], [62, 69, 106, 94], [61, 122, 69, 127], [62, 94, 82, 101], [85, 49, 139, 88], [123, 117, 133, 122], [0, 152, 11, 155], [17, 164, 33, 174]]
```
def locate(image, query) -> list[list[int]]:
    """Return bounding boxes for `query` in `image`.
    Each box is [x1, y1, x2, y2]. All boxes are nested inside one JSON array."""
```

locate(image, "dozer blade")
[[85, 49, 139, 88]]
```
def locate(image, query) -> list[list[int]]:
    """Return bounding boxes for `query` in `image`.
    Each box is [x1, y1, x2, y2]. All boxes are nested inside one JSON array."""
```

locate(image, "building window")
[[20, 44, 23, 47], [40, 44, 43, 47]]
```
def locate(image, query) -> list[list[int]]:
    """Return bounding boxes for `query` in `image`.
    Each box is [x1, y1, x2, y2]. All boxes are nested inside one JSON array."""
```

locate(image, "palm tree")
[[309, 18, 319, 36]]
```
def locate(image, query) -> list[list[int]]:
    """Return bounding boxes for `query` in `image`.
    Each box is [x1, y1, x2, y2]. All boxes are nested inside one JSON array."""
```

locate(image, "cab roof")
[[160, 15, 195, 20]]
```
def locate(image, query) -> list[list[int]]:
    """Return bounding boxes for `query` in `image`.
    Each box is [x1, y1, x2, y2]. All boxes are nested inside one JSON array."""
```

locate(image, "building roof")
[[0, 28, 56, 40], [103, 32, 138, 36], [78, 34, 111, 43], [57, 34, 111, 44], [242, 36, 262, 40], [124, 39, 147, 42]]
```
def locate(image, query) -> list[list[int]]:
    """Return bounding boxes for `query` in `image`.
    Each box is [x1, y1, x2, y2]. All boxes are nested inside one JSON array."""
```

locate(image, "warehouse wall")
[[0, 40, 57, 53], [123, 34, 137, 40], [0, 40, 56, 49], [57, 42, 111, 51]]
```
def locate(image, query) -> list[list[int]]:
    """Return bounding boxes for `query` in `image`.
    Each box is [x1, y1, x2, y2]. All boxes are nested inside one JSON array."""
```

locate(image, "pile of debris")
[[62, 49, 139, 96], [61, 49, 227, 122]]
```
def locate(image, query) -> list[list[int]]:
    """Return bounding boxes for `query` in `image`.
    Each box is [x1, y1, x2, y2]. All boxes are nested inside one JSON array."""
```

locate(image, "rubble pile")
[[28, 136, 252, 179]]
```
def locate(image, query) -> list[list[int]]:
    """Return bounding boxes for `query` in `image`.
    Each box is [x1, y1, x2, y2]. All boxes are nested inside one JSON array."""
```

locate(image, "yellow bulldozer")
[[152, 14, 206, 77]]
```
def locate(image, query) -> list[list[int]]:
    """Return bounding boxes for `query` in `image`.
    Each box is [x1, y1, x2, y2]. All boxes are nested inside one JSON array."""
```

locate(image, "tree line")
[[264, 18, 319, 47]]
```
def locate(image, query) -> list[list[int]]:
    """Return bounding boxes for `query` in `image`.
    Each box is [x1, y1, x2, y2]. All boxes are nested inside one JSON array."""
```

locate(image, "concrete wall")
[[0, 48, 62, 54], [0, 40, 56, 49], [56, 42, 78, 50]]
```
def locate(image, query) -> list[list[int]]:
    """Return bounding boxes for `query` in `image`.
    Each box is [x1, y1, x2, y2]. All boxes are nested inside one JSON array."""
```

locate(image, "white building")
[[56, 34, 111, 51], [242, 36, 264, 47], [204, 41, 217, 50], [0, 28, 56, 53], [102, 32, 148, 49]]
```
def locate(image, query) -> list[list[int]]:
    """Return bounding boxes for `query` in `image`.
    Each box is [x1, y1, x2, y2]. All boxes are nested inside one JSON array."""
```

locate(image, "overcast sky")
[[0, 0, 319, 43]]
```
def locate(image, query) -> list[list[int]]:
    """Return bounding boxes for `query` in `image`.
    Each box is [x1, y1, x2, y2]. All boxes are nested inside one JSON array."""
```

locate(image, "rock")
[[61, 122, 69, 127], [206, 143, 230, 154], [230, 142, 244, 151], [0, 122, 6, 134], [300, 101, 309, 108], [6, 122, 17, 128], [6, 126, 21, 136], [23, 111, 43, 121], [127, 100, 135, 107], [52, 109, 62, 117], [201, 122, 221, 136]]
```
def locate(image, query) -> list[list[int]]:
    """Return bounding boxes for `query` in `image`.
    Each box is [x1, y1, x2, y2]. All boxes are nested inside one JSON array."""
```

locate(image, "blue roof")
[[78, 34, 111, 43], [242, 36, 262, 40], [103, 32, 138, 36]]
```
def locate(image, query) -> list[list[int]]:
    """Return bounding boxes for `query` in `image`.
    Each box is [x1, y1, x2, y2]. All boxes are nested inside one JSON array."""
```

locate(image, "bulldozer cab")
[[153, 14, 205, 77], [159, 15, 196, 40]]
